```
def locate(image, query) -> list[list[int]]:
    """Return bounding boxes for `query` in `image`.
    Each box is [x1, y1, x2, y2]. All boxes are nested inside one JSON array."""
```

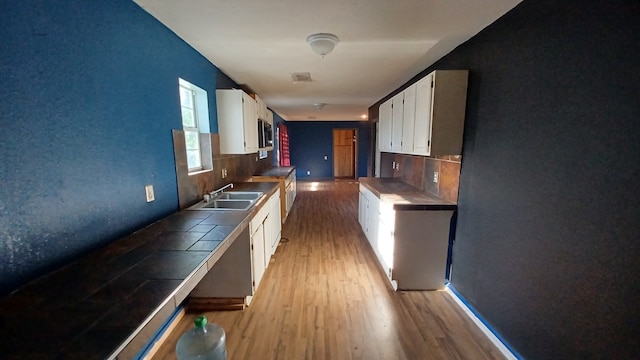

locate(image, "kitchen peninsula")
[[358, 177, 457, 290]]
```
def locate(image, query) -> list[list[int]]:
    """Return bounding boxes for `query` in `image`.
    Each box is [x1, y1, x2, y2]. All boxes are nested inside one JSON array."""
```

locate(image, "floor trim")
[[445, 284, 521, 360]]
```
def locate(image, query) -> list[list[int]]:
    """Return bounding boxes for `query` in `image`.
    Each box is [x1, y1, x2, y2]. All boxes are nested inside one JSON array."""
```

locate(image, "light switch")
[[324, 155, 328, 161], [145, 185, 155, 202]]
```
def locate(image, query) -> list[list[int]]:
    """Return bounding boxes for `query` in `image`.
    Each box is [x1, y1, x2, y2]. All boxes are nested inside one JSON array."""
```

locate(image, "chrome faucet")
[[209, 183, 234, 198]]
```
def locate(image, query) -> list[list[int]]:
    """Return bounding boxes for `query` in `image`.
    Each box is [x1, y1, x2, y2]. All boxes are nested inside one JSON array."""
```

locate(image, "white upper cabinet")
[[416, 70, 468, 156], [216, 89, 259, 154], [378, 99, 392, 152], [401, 83, 417, 153], [266, 108, 273, 125], [379, 70, 468, 157], [255, 95, 271, 122], [413, 73, 434, 155], [390, 92, 404, 152]]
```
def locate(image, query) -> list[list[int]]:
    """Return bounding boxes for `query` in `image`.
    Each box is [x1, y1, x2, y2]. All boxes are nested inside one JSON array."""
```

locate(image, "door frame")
[[332, 128, 358, 179]]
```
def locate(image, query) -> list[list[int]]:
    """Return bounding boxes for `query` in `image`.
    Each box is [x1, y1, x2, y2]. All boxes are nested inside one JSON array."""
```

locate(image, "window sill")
[[188, 168, 213, 176]]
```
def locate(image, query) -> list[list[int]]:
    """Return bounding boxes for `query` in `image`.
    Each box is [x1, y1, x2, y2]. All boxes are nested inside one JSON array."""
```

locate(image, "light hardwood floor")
[[153, 180, 506, 359]]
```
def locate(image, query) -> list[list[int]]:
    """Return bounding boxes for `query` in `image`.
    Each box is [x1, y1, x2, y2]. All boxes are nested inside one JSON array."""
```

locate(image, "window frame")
[[179, 85, 202, 171], [178, 78, 212, 175]]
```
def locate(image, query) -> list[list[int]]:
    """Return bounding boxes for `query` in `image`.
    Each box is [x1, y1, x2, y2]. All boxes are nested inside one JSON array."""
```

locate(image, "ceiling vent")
[[291, 72, 312, 83]]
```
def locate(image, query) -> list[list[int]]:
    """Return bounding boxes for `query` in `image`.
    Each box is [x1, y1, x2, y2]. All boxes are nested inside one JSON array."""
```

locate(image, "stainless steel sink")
[[215, 191, 263, 200], [187, 190, 264, 211], [202, 199, 254, 210]]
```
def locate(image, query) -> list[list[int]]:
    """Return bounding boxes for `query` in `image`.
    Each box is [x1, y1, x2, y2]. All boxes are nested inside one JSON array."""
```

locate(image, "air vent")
[[291, 72, 312, 83]]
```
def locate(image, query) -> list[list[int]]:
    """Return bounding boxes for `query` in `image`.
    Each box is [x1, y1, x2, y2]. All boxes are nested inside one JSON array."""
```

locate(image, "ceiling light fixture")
[[306, 33, 339, 57]]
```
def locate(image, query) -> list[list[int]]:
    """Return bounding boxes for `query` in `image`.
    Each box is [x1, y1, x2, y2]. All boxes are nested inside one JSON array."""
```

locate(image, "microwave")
[[258, 119, 273, 149]]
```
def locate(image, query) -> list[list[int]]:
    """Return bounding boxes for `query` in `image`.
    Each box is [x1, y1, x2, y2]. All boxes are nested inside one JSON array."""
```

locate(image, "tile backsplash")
[[380, 153, 461, 203], [173, 130, 273, 209]]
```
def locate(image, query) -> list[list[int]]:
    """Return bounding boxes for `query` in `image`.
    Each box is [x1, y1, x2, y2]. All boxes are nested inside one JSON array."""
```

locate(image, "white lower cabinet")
[[358, 184, 454, 290], [358, 190, 368, 229], [250, 220, 266, 292], [285, 171, 296, 220], [249, 189, 280, 294], [265, 189, 282, 256]]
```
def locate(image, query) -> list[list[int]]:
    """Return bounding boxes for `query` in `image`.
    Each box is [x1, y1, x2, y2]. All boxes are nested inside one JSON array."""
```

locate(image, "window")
[[180, 85, 201, 170], [178, 78, 212, 174]]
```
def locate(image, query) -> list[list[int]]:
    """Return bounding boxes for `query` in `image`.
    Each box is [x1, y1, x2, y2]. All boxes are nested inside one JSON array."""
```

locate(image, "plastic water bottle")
[[176, 315, 227, 360]]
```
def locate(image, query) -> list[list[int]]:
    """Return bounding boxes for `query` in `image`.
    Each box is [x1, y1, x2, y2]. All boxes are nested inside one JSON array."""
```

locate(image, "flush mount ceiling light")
[[306, 33, 339, 57]]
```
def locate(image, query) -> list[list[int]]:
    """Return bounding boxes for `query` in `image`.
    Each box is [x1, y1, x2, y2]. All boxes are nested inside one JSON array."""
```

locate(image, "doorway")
[[333, 129, 357, 178]]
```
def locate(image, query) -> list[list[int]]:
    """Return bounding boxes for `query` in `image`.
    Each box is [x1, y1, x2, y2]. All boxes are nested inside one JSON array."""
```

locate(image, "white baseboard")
[[445, 285, 519, 360]]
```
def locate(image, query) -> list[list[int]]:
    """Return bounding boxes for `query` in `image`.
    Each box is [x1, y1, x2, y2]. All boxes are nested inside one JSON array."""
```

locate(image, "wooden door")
[[333, 129, 356, 178]]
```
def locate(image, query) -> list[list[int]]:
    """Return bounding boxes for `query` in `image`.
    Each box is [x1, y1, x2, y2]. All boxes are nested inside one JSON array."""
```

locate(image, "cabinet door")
[[377, 218, 393, 280], [285, 182, 293, 216], [269, 192, 282, 254], [251, 223, 266, 293], [378, 100, 392, 152], [242, 93, 259, 152], [262, 214, 272, 268], [366, 190, 379, 246], [401, 84, 417, 153], [390, 92, 404, 152], [413, 73, 434, 156], [377, 201, 395, 279], [358, 190, 368, 232], [266, 109, 273, 126]]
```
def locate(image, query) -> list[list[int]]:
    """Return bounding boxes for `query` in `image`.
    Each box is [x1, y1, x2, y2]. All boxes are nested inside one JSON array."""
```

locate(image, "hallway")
[[154, 180, 505, 359]]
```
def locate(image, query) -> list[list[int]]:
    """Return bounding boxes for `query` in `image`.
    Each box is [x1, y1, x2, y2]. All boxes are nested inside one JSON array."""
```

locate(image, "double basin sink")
[[188, 191, 263, 211]]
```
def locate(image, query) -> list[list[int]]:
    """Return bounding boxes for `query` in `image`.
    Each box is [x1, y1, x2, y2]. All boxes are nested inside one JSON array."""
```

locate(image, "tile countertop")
[[253, 166, 295, 178], [0, 181, 279, 360], [359, 177, 457, 211]]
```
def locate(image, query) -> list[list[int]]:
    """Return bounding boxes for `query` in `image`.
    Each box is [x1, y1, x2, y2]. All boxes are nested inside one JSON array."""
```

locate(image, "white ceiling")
[[133, 0, 521, 121]]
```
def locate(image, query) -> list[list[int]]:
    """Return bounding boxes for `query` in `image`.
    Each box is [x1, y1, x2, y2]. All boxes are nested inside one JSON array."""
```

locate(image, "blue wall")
[[287, 121, 369, 179], [372, 0, 639, 358], [0, 0, 221, 295]]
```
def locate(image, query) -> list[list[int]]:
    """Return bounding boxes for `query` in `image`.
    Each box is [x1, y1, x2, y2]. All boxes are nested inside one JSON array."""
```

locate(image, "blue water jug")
[[176, 315, 227, 360]]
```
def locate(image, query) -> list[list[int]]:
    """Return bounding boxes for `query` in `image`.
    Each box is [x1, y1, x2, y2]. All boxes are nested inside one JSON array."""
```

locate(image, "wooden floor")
[[153, 180, 506, 360]]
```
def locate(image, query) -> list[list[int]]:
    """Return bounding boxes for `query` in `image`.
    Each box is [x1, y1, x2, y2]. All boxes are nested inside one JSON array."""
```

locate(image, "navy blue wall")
[[0, 0, 221, 295], [372, 0, 639, 358], [287, 121, 369, 179]]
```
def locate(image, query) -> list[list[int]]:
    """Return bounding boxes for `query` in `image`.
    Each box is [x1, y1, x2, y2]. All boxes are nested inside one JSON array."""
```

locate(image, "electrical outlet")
[[222, 168, 228, 178], [145, 185, 155, 202], [433, 171, 439, 183]]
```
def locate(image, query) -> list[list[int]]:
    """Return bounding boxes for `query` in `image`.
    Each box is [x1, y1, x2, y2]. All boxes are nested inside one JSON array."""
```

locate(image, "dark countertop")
[[359, 177, 457, 211], [0, 181, 279, 360], [253, 166, 295, 178]]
